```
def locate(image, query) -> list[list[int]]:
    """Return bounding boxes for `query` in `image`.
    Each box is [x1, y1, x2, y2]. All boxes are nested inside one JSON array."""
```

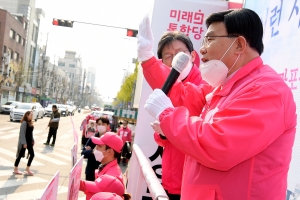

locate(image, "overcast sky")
[[35, 0, 154, 101]]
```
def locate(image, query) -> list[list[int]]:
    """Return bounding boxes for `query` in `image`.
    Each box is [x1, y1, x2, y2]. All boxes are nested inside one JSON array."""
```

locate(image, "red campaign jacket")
[[159, 57, 297, 200], [142, 56, 204, 194], [80, 159, 124, 200], [117, 127, 132, 144]]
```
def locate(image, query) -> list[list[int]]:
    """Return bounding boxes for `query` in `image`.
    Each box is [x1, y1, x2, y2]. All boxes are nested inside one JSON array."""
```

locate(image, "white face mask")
[[94, 149, 105, 162], [97, 125, 106, 134], [200, 39, 240, 87]]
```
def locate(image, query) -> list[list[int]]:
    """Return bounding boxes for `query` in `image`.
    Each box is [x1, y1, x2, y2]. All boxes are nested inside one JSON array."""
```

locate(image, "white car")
[[10, 103, 39, 122], [91, 111, 114, 124], [34, 103, 45, 119], [57, 104, 69, 116], [0, 101, 20, 114], [44, 104, 54, 117], [67, 105, 76, 116]]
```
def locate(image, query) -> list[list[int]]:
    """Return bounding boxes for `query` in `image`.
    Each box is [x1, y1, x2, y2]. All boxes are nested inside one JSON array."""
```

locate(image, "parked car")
[[67, 105, 76, 116], [92, 106, 101, 111], [0, 101, 20, 114], [34, 103, 45, 119], [58, 104, 69, 116], [44, 104, 54, 117], [91, 111, 114, 124], [84, 106, 90, 110], [10, 103, 38, 122]]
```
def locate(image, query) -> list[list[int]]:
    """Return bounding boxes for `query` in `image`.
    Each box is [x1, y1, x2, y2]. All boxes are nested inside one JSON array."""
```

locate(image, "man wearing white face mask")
[[137, 14, 206, 200], [144, 8, 296, 200], [81, 117, 110, 181], [79, 132, 124, 200]]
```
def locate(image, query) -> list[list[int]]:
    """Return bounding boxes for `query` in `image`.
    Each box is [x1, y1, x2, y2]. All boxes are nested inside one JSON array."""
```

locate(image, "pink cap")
[[84, 174, 124, 197], [91, 132, 123, 153], [90, 192, 123, 200]]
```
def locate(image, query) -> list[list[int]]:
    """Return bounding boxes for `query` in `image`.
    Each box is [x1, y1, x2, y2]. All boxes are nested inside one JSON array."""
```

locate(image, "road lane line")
[[0, 177, 48, 189], [0, 148, 44, 166]]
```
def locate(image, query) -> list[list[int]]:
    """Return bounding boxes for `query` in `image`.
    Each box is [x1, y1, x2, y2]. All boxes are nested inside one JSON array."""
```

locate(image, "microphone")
[[157, 52, 190, 149], [161, 52, 190, 95]]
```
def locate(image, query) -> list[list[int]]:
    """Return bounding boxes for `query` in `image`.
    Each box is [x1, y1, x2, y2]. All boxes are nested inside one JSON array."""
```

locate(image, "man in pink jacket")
[[137, 15, 205, 199], [144, 8, 297, 200]]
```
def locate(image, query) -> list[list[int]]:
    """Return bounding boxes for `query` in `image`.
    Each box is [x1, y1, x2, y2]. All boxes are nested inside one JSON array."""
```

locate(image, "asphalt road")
[[0, 110, 128, 200]]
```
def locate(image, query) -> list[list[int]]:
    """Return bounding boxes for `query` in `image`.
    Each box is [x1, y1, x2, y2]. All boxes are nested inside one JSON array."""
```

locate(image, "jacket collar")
[[215, 56, 264, 96], [99, 159, 118, 174]]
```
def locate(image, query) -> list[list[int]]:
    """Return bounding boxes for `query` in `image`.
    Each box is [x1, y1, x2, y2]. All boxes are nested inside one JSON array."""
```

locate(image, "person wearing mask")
[[117, 120, 132, 165], [44, 105, 60, 147], [144, 8, 297, 200], [137, 15, 205, 199], [14, 111, 35, 175], [82, 117, 110, 181], [80, 132, 124, 199]]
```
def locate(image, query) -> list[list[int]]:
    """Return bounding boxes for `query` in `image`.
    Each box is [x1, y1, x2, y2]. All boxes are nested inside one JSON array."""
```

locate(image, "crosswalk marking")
[[0, 148, 44, 166], [0, 127, 15, 131], [0, 186, 69, 200], [0, 157, 14, 167], [0, 170, 20, 177], [0, 177, 48, 189], [35, 148, 71, 161], [0, 129, 44, 139], [0, 134, 18, 140], [12, 147, 67, 165], [33, 130, 43, 134]]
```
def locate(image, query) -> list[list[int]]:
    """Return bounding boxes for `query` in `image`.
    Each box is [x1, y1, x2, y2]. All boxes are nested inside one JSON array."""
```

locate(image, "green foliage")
[[112, 60, 138, 108]]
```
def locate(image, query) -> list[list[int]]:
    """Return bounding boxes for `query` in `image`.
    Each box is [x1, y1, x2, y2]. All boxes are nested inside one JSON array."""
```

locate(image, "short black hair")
[[206, 8, 264, 55], [157, 31, 194, 59], [98, 117, 109, 125], [105, 145, 121, 159], [52, 105, 57, 109]]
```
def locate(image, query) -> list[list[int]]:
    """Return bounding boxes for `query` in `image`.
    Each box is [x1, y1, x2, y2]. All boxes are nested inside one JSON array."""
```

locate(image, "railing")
[[129, 144, 169, 200]]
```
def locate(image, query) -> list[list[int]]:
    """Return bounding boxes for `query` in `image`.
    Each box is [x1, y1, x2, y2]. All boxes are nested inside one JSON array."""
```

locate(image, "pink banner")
[[70, 115, 78, 145], [40, 171, 60, 200], [67, 156, 84, 200]]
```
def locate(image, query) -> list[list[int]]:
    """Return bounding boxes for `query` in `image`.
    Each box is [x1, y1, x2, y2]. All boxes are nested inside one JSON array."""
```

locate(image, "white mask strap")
[[220, 38, 237, 61], [228, 54, 241, 74]]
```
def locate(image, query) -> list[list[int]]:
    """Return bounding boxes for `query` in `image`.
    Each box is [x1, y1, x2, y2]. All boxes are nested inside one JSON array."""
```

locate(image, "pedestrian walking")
[[44, 105, 60, 147], [13, 111, 35, 176]]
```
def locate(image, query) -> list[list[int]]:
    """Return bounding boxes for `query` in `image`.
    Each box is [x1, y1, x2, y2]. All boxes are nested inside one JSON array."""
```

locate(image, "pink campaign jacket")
[[158, 57, 297, 200], [142, 56, 204, 194]]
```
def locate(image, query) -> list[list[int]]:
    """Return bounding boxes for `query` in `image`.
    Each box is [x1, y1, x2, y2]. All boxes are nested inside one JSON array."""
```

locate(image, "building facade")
[[0, 8, 27, 105], [57, 51, 83, 105]]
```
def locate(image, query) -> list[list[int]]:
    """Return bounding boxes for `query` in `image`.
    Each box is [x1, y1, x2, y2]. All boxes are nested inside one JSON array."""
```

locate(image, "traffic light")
[[126, 29, 138, 37], [52, 18, 74, 28]]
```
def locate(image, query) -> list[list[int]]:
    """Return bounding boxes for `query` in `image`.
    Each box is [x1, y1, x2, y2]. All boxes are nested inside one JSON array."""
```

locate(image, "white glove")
[[137, 14, 154, 62], [151, 121, 165, 136], [144, 89, 174, 119]]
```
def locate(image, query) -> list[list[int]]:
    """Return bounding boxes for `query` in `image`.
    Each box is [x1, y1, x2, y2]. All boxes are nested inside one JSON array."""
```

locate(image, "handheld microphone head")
[[172, 52, 190, 73]]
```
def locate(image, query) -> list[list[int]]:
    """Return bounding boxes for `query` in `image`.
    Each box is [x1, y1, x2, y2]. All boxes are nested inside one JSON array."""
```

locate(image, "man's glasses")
[[201, 35, 239, 48], [162, 50, 190, 63]]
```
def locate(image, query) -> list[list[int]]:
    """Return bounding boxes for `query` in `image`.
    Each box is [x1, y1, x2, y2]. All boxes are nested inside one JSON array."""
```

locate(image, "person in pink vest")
[[117, 120, 132, 165], [137, 15, 205, 199], [144, 8, 297, 200]]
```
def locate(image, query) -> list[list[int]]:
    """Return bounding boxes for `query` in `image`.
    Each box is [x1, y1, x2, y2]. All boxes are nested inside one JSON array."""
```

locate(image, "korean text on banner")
[[126, 0, 228, 199], [244, 0, 300, 199]]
